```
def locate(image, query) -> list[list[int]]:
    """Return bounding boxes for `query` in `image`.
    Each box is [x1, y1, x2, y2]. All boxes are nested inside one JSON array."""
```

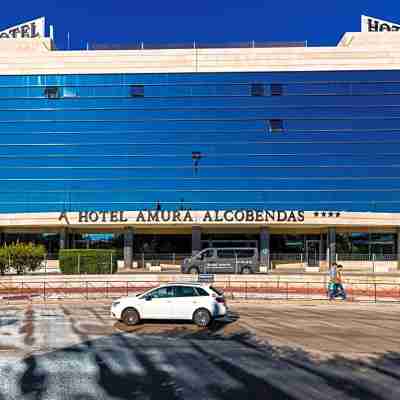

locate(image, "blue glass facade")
[[0, 69, 399, 213]]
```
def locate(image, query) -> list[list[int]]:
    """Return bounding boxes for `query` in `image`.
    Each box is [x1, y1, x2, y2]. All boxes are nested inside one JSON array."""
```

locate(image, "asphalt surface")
[[0, 301, 400, 399]]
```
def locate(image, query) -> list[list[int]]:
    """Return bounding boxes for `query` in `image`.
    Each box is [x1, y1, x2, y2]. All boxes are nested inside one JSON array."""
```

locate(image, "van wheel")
[[189, 267, 199, 275], [193, 308, 211, 327], [241, 267, 252, 274], [122, 308, 140, 326]]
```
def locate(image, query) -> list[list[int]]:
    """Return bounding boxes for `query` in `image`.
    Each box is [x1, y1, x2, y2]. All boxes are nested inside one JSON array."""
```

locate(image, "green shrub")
[[0, 246, 10, 275], [0, 243, 46, 275], [10, 242, 46, 275], [59, 249, 117, 275]]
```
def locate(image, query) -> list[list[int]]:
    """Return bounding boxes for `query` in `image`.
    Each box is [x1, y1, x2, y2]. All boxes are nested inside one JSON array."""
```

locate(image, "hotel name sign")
[[362, 15, 400, 32], [0, 17, 45, 39], [58, 209, 307, 225]]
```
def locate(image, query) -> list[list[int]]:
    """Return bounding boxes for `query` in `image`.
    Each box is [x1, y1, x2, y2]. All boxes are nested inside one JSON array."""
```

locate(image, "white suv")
[[110, 283, 227, 327]]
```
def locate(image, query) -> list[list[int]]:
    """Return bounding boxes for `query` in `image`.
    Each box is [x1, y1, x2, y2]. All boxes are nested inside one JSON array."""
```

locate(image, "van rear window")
[[210, 286, 224, 296]]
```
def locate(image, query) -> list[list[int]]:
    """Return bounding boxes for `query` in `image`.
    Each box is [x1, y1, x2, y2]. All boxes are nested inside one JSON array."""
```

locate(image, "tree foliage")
[[0, 243, 46, 275]]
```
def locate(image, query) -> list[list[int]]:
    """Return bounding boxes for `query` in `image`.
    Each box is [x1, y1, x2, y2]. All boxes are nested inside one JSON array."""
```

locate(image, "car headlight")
[[112, 301, 120, 307]]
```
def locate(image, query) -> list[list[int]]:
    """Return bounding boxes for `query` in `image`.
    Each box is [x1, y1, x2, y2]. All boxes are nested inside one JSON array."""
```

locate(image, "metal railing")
[[0, 279, 399, 303], [337, 253, 397, 261], [271, 253, 304, 261], [90, 41, 307, 51], [134, 253, 191, 268]]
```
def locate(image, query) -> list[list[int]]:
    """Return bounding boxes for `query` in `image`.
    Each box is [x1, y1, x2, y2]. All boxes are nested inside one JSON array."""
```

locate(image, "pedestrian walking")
[[329, 262, 337, 283], [328, 264, 346, 300]]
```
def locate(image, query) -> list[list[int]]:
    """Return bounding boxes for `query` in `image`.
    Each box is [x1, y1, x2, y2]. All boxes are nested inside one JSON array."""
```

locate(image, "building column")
[[397, 228, 400, 267], [124, 227, 134, 269], [327, 227, 336, 268], [192, 226, 201, 255], [259, 227, 270, 268], [319, 232, 324, 265], [59, 228, 69, 250]]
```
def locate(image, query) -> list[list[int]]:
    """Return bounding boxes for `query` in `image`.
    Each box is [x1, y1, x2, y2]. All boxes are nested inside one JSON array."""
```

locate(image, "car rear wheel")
[[122, 308, 140, 326], [193, 308, 212, 327], [189, 267, 199, 275], [241, 266, 252, 274]]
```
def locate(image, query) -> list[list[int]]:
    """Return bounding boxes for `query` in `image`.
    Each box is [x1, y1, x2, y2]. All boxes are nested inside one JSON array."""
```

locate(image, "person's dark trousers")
[[329, 283, 346, 300], [336, 283, 346, 299]]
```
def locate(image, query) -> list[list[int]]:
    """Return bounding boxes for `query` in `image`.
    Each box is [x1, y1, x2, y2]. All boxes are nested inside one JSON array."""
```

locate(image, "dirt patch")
[[0, 345, 19, 351], [18, 306, 35, 346], [114, 320, 199, 336], [113, 312, 242, 339], [78, 323, 114, 336]]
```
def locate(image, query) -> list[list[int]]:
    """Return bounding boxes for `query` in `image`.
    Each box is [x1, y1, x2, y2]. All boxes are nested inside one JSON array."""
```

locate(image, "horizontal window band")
[[0, 152, 397, 158], [1, 164, 400, 170], [1, 128, 400, 138], [2, 189, 400, 193], [0, 79, 399, 88], [0, 165, 399, 169], [0, 93, 399, 100], [0, 140, 400, 146], [0, 200, 399, 205], [0, 116, 399, 123], [0, 176, 397, 181], [0, 104, 400, 112]]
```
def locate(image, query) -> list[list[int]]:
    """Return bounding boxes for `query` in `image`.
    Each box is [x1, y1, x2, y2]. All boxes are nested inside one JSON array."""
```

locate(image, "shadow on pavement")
[[113, 310, 240, 339], [6, 316, 400, 400]]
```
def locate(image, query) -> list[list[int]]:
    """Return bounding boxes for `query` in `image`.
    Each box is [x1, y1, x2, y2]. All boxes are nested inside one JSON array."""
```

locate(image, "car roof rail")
[[163, 281, 205, 286]]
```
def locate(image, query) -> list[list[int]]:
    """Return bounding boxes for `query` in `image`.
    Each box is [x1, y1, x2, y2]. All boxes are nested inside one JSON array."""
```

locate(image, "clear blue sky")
[[1, 0, 399, 49]]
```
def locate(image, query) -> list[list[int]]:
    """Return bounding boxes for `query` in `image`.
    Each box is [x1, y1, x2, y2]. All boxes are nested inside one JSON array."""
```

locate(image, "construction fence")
[[1, 279, 400, 303]]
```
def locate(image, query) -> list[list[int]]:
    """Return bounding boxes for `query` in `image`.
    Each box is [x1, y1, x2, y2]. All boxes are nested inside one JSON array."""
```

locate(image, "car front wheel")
[[193, 308, 212, 327], [122, 308, 140, 326], [189, 266, 199, 275], [241, 266, 252, 274]]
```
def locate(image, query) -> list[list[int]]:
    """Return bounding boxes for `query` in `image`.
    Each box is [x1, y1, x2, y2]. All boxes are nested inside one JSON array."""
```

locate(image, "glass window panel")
[[175, 286, 198, 297], [130, 85, 144, 97], [217, 249, 235, 258], [44, 86, 60, 99], [149, 286, 175, 298]]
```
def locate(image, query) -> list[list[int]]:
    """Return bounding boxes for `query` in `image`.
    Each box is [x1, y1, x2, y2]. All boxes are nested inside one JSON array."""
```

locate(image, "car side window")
[[217, 249, 235, 258], [175, 286, 198, 297], [236, 249, 255, 258], [148, 286, 175, 299], [194, 287, 209, 296]]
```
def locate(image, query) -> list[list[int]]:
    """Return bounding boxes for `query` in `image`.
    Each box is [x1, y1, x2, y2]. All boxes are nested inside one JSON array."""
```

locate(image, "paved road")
[[0, 301, 400, 399]]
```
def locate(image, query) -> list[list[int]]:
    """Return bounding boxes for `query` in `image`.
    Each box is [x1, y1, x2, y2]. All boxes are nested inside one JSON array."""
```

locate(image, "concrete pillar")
[[259, 227, 270, 267], [397, 228, 400, 266], [327, 227, 336, 268], [59, 228, 68, 250], [124, 227, 134, 269], [192, 226, 201, 255], [319, 232, 324, 264]]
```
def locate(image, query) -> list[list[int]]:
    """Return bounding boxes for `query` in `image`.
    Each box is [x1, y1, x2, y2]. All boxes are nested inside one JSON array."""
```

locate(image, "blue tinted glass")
[[0, 70, 399, 213]]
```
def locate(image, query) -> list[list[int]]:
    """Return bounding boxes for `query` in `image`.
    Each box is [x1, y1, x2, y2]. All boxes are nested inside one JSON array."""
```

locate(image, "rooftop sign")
[[362, 15, 400, 32], [0, 17, 45, 39]]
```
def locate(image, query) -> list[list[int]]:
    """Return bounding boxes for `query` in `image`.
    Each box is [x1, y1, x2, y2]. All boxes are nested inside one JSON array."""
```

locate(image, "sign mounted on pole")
[[362, 15, 400, 32], [0, 17, 45, 39]]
